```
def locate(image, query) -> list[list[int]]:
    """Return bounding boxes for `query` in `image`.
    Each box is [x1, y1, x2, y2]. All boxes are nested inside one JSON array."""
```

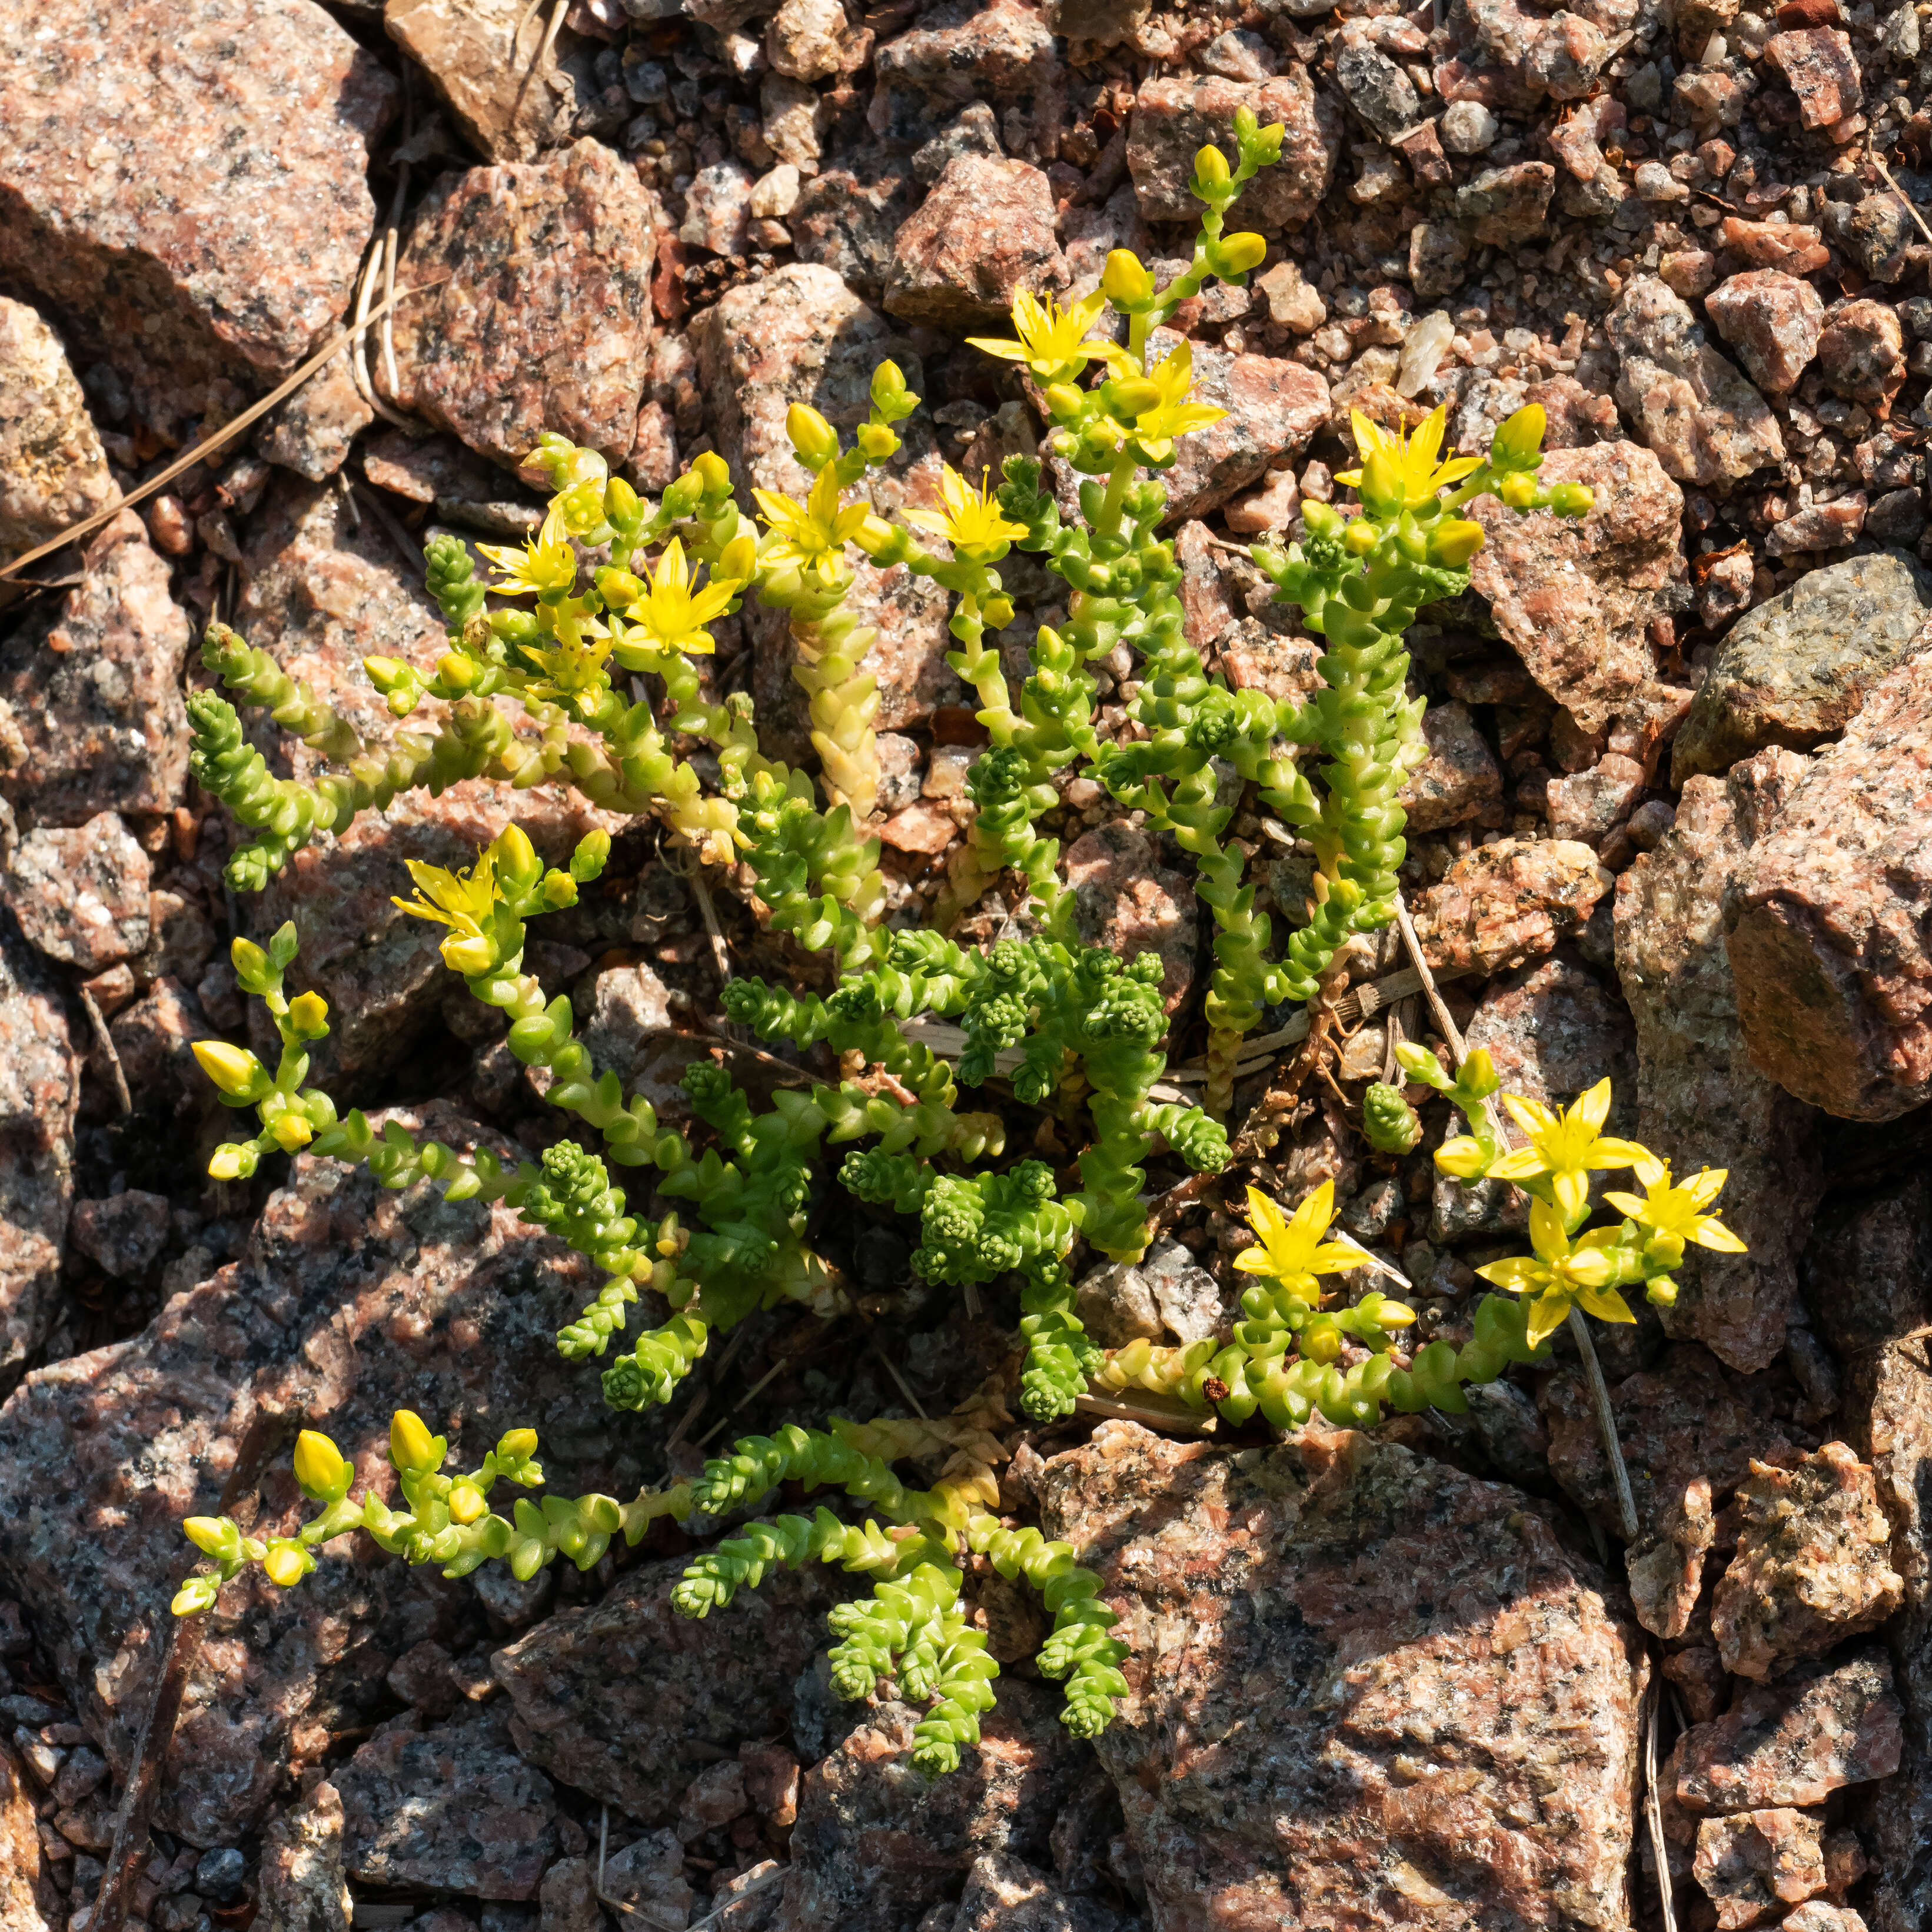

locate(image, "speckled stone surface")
[[1065, 822, 1197, 1015], [1692, 1807, 1827, 1930], [1614, 749, 1821, 1370], [691, 263, 963, 743], [1727, 646, 1932, 1120], [1126, 72, 1339, 229], [0, 0, 395, 432], [772, 1688, 1092, 1932], [1035, 1419, 1645, 1932], [884, 155, 1066, 330], [1704, 272, 1825, 398], [0, 298, 115, 554], [1714, 1445, 1905, 1681], [1399, 699, 1504, 832], [1, 813, 150, 973], [1677, 1651, 1903, 1813], [1468, 441, 1683, 734], [491, 1557, 846, 1825], [382, 139, 656, 468], [1409, 836, 1612, 978], [0, 1734, 55, 1932], [335, 1707, 560, 1900], [255, 1777, 353, 1932], [1673, 551, 1932, 784], [0, 514, 191, 828], [0, 1110, 649, 1844]]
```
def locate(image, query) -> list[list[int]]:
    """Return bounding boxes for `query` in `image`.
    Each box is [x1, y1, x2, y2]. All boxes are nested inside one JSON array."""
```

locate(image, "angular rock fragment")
[[1673, 550, 1932, 783], [1547, 753, 1644, 847], [1764, 28, 1862, 128], [0, 298, 115, 556], [1727, 649, 1932, 1119], [1, 815, 150, 973], [1065, 823, 1197, 1015], [1398, 699, 1504, 832], [255, 350, 374, 484], [0, 516, 191, 827], [382, 139, 656, 468], [1608, 277, 1784, 486], [69, 1191, 170, 1281], [0, 1734, 54, 1932], [1614, 750, 1821, 1368], [1454, 160, 1555, 244], [1714, 1444, 1904, 1680], [1469, 440, 1683, 733], [1127, 72, 1339, 228], [774, 1688, 1090, 1932], [790, 147, 918, 302], [1817, 299, 1907, 413], [1035, 1421, 1644, 1930], [0, 1114, 643, 1844], [1694, 1808, 1827, 1930], [1677, 1651, 1904, 1813], [1411, 836, 1612, 977], [884, 156, 1066, 330], [1704, 271, 1825, 395], [870, 0, 1059, 144], [691, 264, 961, 739], [0, 0, 395, 433]]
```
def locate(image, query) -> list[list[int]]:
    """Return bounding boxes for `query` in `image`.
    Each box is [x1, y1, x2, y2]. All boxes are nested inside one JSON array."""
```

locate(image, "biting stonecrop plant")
[[170, 111, 1615, 1777]]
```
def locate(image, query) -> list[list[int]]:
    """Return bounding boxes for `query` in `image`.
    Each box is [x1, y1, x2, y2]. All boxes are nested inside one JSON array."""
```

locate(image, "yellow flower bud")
[[171, 1575, 220, 1617], [718, 533, 758, 581], [184, 1517, 234, 1558], [262, 1542, 308, 1588], [1498, 471, 1535, 509], [498, 1427, 540, 1461], [192, 1039, 268, 1101], [786, 402, 841, 470], [855, 421, 898, 462], [207, 1143, 247, 1181], [448, 1483, 487, 1525], [1429, 518, 1486, 565], [1434, 1135, 1490, 1179], [1344, 518, 1379, 556], [435, 651, 477, 692], [288, 990, 330, 1038], [1491, 403, 1548, 471], [1042, 383, 1086, 422], [292, 1429, 348, 1500], [1549, 482, 1595, 518], [1460, 1047, 1499, 1096], [390, 1409, 439, 1475], [230, 936, 270, 984], [490, 822, 539, 889], [441, 932, 495, 977], [1216, 231, 1266, 274], [692, 450, 731, 497], [1100, 249, 1155, 308], [269, 1111, 313, 1153], [1194, 143, 1232, 188]]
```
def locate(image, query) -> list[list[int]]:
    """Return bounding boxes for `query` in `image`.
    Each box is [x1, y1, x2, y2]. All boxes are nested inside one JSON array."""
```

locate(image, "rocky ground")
[[2, 0, 1932, 1926]]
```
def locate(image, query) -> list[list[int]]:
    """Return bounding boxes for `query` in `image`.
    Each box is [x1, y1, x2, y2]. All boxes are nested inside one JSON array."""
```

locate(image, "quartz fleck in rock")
[[1065, 822, 1198, 1015], [1676, 1650, 1904, 1813], [1126, 72, 1339, 229], [1727, 650, 1932, 1119], [1714, 1444, 1905, 1680], [1614, 750, 1821, 1369], [1, 816, 150, 973], [1034, 1419, 1645, 1930], [381, 139, 657, 469], [0, 0, 395, 435], [0, 300, 115, 556], [1410, 837, 1613, 977], [1468, 441, 1684, 733], [1607, 277, 1785, 487], [1692, 1808, 1828, 1930], [1672, 550, 1932, 783], [1705, 272, 1825, 395], [0, 515, 191, 827], [884, 157, 1066, 331]]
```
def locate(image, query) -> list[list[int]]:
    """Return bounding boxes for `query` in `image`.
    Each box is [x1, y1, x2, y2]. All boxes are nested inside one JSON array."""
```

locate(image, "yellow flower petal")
[[1691, 1216, 1748, 1253]]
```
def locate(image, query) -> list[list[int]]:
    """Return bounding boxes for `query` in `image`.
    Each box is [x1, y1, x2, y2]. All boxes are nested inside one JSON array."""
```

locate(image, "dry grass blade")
[[0, 275, 448, 584]]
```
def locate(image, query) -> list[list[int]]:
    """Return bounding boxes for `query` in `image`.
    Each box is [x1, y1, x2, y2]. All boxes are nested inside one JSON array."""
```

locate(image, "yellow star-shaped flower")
[[393, 846, 501, 975], [753, 465, 870, 588], [618, 537, 743, 657], [1604, 1160, 1746, 1253], [904, 465, 1029, 557], [1128, 340, 1227, 463], [1335, 405, 1484, 517], [1485, 1078, 1650, 1222], [477, 504, 578, 600], [1476, 1198, 1635, 1349], [1235, 1182, 1364, 1289], [967, 288, 1130, 383]]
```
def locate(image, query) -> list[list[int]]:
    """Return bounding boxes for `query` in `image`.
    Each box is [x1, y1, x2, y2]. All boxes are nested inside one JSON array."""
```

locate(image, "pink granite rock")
[[1398, 699, 1505, 832], [884, 156, 1066, 330], [1035, 1420, 1645, 1930], [1677, 1650, 1903, 1813], [0, 920, 77, 1396], [1127, 72, 1340, 230], [1765, 496, 1868, 558], [790, 147, 919, 304], [69, 1191, 169, 1281], [1816, 300, 1907, 413], [1705, 272, 1825, 395], [0, 1109, 645, 1843], [1714, 1445, 1905, 1680], [1065, 822, 1197, 1015], [1727, 650, 1932, 1119], [235, 480, 615, 1086], [1410, 836, 1613, 977], [1720, 219, 1832, 277], [1547, 751, 1645, 847], [1454, 160, 1557, 244], [1694, 1808, 1828, 1929], [0, 1734, 55, 1932], [1, 815, 149, 973], [0, 516, 191, 827], [0, 0, 395, 434], [1764, 28, 1862, 129], [1144, 328, 1330, 524], [0, 299, 115, 555], [1468, 440, 1684, 733], [381, 139, 656, 469], [1614, 750, 1821, 1368], [1608, 277, 1785, 487], [773, 1687, 1090, 1932], [691, 264, 962, 741], [493, 1556, 847, 1823], [256, 348, 374, 483], [870, 0, 1059, 141], [335, 1708, 560, 1900]]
